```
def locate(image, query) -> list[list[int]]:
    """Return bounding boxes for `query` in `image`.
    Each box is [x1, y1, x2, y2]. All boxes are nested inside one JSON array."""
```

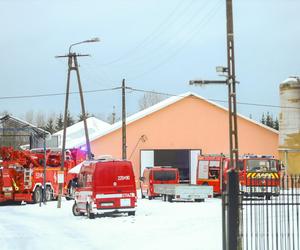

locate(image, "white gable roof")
[[54, 117, 111, 148], [90, 92, 278, 143]]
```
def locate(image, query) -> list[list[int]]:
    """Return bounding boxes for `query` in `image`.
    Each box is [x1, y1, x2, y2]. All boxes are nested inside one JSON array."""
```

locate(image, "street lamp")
[[68, 37, 100, 53], [56, 37, 99, 208]]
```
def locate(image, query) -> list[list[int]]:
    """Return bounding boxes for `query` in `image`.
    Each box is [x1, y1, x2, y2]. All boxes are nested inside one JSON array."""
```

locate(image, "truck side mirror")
[[279, 161, 285, 171], [139, 177, 145, 182]]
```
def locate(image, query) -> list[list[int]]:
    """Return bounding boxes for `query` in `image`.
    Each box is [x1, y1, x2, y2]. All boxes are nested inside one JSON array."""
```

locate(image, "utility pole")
[[112, 105, 116, 124], [189, 1, 241, 249], [55, 38, 99, 208], [122, 79, 127, 160]]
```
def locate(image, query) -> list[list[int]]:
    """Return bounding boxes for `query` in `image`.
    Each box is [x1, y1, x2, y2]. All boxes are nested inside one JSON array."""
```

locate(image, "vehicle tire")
[[163, 194, 167, 202], [72, 203, 84, 216], [45, 186, 53, 201], [66, 186, 75, 201], [266, 195, 271, 201], [167, 195, 173, 203], [128, 211, 136, 216], [86, 204, 95, 219], [148, 196, 153, 200], [33, 187, 42, 203], [141, 190, 145, 199]]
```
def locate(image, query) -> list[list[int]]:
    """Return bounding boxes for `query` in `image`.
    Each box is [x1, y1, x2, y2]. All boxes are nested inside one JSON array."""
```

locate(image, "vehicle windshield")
[[209, 160, 220, 167], [153, 170, 176, 181], [247, 159, 277, 172]]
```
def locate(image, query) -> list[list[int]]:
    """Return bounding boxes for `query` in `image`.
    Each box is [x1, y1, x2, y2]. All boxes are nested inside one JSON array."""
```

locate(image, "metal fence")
[[223, 173, 300, 250]]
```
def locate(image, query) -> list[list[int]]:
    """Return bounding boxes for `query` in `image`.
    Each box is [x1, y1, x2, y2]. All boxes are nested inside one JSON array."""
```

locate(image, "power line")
[[0, 87, 121, 100], [126, 87, 297, 110], [127, 0, 223, 80], [99, 0, 190, 66], [0, 85, 297, 110]]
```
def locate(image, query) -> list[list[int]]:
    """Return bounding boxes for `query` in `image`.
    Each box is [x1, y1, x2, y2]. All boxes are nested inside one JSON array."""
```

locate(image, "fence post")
[[227, 169, 241, 250]]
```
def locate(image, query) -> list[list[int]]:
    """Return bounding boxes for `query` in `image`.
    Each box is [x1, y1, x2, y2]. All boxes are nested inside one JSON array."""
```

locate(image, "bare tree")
[[138, 92, 165, 111], [24, 110, 35, 124], [35, 111, 46, 128], [0, 110, 10, 116]]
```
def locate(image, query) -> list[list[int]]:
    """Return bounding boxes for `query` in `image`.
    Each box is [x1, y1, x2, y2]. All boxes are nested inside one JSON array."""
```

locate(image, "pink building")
[[89, 92, 278, 184]]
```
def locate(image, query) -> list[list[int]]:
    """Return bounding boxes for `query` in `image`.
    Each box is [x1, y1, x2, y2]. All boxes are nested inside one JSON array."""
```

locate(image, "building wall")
[[90, 96, 278, 179]]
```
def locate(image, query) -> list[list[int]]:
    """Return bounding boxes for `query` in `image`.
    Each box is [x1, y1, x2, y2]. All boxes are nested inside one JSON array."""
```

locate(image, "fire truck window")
[[238, 160, 244, 171], [153, 171, 176, 181], [209, 161, 220, 167], [269, 160, 277, 171], [247, 160, 277, 171], [78, 173, 87, 187], [78, 174, 84, 188]]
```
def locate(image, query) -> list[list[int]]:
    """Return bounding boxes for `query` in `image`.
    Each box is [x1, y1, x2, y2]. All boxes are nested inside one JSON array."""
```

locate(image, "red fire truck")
[[196, 155, 226, 195], [72, 159, 137, 219], [197, 154, 281, 198], [140, 167, 180, 199], [0, 147, 85, 203]]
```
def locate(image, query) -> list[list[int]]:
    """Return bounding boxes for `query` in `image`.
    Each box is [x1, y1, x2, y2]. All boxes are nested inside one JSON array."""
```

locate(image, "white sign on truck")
[[198, 160, 209, 179]]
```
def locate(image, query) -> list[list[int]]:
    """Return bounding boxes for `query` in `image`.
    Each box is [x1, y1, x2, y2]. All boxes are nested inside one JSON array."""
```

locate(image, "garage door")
[[140, 149, 201, 183]]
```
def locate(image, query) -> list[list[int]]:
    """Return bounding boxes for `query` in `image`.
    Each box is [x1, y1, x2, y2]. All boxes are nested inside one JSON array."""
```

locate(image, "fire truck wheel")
[[33, 187, 42, 203], [266, 195, 271, 200], [86, 204, 95, 219], [72, 203, 84, 216], [167, 195, 173, 202], [45, 187, 53, 201], [128, 211, 135, 216]]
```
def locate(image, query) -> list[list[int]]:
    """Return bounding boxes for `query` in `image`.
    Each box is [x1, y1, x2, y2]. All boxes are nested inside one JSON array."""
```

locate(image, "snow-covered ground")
[[0, 197, 222, 250]]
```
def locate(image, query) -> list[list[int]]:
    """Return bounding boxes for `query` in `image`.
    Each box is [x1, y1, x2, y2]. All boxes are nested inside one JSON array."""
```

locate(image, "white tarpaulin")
[[68, 161, 88, 174]]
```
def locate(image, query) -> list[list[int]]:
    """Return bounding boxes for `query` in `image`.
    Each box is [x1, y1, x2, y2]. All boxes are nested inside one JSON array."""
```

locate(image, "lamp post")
[[190, 0, 242, 248], [56, 38, 99, 208]]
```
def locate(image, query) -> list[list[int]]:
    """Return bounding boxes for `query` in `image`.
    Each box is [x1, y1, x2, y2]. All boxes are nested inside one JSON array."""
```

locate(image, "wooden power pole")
[[55, 52, 93, 208], [190, 1, 241, 249], [122, 79, 127, 160]]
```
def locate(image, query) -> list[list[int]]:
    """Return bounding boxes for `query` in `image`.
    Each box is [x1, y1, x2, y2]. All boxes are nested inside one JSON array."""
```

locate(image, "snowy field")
[[0, 196, 222, 250]]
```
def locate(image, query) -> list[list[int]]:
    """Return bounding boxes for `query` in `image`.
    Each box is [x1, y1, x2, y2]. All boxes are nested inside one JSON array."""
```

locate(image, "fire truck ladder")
[[24, 168, 32, 189]]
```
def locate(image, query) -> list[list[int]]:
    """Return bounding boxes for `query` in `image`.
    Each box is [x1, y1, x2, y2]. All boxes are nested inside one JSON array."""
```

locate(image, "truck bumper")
[[14, 193, 32, 202], [93, 207, 136, 215]]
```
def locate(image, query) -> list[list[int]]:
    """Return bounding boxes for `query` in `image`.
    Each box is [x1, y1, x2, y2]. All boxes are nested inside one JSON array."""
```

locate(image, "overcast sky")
[[0, 0, 299, 121]]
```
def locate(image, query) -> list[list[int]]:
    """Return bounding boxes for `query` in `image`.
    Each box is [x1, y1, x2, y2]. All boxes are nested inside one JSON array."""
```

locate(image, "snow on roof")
[[54, 117, 111, 148], [281, 76, 300, 84], [90, 92, 278, 142], [0, 114, 50, 137]]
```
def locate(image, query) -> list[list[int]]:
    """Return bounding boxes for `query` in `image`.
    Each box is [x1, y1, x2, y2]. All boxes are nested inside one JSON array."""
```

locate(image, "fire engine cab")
[[197, 154, 281, 198], [140, 167, 179, 199], [238, 155, 280, 198], [72, 158, 137, 219]]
